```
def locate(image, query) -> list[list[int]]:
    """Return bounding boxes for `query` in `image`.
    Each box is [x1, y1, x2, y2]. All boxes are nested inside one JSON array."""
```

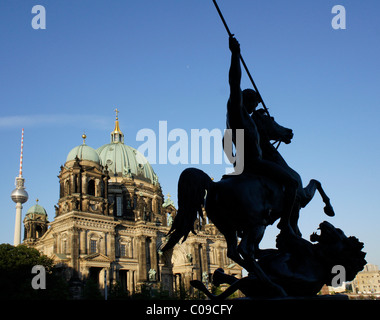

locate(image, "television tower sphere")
[[11, 185, 29, 204]]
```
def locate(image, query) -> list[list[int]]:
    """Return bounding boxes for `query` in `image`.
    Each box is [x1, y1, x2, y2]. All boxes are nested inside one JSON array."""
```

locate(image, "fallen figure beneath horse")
[[190, 221, 366, 299]]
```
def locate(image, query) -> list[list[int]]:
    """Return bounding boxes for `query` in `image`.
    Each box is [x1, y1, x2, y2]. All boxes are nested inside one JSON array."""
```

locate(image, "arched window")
[[35, 225, 43, 238]]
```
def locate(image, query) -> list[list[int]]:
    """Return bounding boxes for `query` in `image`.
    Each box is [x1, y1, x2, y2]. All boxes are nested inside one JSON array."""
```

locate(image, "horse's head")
[[253, 109, 293, 144], [310, 221, 366, 283]]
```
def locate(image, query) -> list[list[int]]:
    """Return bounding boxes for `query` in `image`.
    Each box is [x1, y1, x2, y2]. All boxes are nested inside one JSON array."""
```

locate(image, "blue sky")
[[1, 0, 379, 267]]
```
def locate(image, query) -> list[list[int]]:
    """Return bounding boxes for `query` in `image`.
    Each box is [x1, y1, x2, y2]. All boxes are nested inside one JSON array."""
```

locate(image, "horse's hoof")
[[324, 204, 335, 217]]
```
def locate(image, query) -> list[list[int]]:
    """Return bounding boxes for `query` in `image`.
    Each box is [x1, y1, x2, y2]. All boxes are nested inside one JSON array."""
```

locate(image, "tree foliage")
[[0, 243, 70, 299]]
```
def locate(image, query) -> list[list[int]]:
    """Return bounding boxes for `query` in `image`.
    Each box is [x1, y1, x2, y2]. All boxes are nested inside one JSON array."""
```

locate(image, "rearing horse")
[[162, 110, 334, 294], [253, 109, 335, 236]]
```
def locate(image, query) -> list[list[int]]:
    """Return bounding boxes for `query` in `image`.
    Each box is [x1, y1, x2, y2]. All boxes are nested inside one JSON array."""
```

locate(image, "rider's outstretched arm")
[[228, 36, 242, 110]]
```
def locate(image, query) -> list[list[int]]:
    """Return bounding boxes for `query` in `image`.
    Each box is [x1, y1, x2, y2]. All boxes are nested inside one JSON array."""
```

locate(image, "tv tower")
[[11, 128, 28, 245]]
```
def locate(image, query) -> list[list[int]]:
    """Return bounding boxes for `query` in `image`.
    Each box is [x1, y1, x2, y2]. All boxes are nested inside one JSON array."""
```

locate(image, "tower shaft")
[[14, 203, 23, 245]]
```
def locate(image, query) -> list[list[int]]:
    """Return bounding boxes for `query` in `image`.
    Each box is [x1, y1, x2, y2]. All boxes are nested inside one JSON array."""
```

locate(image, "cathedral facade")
[[23, 114, 242, 298]]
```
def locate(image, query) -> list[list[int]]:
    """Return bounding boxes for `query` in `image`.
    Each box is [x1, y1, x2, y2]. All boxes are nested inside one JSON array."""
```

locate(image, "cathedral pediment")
[[83, 252, 112, 262], [51, 253, 70, 262]]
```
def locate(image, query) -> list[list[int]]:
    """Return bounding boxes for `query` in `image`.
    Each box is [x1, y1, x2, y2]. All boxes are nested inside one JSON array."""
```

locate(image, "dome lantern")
[[111, 108, 124, 144]]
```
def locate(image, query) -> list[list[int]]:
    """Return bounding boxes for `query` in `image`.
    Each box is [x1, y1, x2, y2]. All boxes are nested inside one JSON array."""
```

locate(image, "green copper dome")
[[97, 113, 158, 185], [66, 134, 101, 164], [97, 142, 158, 185], [27, 203, 47, 216], [25, 200, 47, 221], [24, 200, 48, 223]]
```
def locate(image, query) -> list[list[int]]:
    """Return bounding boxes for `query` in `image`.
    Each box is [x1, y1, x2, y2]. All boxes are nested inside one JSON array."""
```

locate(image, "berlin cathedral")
[[22, 112, 242, 298]]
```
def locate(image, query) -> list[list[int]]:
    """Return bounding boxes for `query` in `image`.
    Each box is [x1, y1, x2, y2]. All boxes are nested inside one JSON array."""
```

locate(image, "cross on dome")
[[111, 108, 124, 143]]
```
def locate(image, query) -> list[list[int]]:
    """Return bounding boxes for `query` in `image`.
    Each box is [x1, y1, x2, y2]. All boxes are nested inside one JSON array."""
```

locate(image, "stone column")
[[70, 228, 80, 277], [82, 174, 87, 194], [80, 229, 87, 255], [108, 232, 116, 259], [132, 270, 136, 294], [103, 177, 108, 198], [137, 236, 147, 282], [111, 264, 118, 286], [201, 244, 209, 275], [150, 237, 158, 279], [70, 175, 75, 194], [53, 233, 58, 253], [100, 233, 106, 254], [193, 243, 201, 280]]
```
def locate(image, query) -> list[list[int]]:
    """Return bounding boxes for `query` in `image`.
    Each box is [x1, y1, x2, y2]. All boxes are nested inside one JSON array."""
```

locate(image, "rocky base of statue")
[[190, 221, 366, 300]]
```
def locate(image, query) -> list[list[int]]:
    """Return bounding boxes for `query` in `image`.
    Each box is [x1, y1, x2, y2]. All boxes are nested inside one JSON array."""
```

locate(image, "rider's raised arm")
[[228, 36, 242, 111]]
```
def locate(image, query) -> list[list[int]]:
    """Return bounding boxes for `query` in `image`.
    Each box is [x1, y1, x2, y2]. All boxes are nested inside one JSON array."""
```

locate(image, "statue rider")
[[225, 36, 298, 233]]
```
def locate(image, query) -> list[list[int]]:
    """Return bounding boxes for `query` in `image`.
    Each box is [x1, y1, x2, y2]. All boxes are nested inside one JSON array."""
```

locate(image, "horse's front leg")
[[301, 179, 335, 217], [222, 229, 248, 270], [238, 227, 288, 297]]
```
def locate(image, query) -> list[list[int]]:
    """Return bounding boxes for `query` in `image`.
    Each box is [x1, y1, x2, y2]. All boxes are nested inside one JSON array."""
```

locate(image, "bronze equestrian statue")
[[162, 36, 365, 298]]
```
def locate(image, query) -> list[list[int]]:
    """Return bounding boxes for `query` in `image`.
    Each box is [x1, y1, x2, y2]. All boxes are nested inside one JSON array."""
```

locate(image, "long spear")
[[212, 0, 271, 117]]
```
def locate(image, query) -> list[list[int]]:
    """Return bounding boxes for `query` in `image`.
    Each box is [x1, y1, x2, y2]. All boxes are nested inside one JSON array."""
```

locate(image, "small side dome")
[[25, 200, 48, 221], [163, 194, 175, 208], [66, 134, 101, 164], [26, 202, 47, 216]]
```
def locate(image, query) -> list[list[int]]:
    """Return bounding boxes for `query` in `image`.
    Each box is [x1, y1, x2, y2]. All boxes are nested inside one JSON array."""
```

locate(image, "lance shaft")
[[212, 0, 270, 117]]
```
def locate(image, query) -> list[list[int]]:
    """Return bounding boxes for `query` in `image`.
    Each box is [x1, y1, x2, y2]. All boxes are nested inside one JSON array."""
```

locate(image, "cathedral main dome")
[[97, 113, 158, 185]]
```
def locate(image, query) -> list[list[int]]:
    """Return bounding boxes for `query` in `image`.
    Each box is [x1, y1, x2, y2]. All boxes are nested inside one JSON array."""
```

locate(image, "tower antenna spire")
[[19, 128, 24, 177]]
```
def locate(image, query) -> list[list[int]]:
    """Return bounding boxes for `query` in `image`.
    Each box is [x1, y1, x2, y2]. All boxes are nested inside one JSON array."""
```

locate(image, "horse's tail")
[[162, 168, 213, 252]]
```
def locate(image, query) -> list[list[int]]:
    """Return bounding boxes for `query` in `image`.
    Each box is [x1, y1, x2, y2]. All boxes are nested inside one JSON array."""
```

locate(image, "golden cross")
[[114, 108, 119, 120]]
